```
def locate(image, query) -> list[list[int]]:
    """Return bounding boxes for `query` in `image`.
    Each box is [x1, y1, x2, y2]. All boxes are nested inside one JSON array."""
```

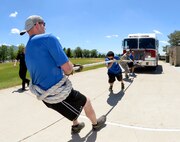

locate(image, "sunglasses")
[[108, 57, 114, 60], [38, 22, 46, 26], [34, 22, 46, 27]]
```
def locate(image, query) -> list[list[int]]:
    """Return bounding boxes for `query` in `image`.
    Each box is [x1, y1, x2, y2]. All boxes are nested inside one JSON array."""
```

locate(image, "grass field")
[[0, 58, 105, 90]]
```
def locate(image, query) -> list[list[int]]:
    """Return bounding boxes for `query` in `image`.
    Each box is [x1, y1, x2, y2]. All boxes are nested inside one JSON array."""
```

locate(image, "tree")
[[98, 53, 106, 58], [17, 44, 25, 55], [82, 49, 90, 58], [8, 46, 16, 61], [162, 45, 170, 53], [74, 47, 82, 58], [0, 45, 8, 62], [66, 48, 72, 58], [90, 49, 98, 58], [168, 30, 180, 46]]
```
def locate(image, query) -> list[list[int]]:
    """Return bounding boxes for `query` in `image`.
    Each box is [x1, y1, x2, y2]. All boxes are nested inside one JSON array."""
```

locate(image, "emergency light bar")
[[128, 33, 156, 38]]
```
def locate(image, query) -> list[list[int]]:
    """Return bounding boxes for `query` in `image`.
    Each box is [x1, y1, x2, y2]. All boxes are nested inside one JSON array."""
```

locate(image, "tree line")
[[0, 45, 17, 62], [0, 44, 106, 63], [1, 30, 179, 62], [63, 47, 106, 58]]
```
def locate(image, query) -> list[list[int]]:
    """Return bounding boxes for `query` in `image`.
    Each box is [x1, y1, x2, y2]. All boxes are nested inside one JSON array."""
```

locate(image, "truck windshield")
[[123, 38, 138, 49], [139, 38, 155, 49]]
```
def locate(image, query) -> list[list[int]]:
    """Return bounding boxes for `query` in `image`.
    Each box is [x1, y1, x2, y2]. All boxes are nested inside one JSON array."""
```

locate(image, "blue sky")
[[0, 0, 179, 54]]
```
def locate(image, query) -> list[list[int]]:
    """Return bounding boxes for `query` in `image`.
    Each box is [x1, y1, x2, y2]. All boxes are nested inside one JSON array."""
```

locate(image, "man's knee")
[[85, 97, 90, 104], [84, 97, 92, 108]]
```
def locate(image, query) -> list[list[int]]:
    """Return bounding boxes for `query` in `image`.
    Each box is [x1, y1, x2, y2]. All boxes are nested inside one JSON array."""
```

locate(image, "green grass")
[[70, 58, 104, 65], [0, 58, 105, 90], [70, 58, 105, 71], [0, 62, 26, 89]]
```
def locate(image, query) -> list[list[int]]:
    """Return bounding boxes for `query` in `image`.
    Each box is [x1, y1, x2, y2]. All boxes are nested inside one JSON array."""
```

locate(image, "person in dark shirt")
[[15, 48, 30, 91]]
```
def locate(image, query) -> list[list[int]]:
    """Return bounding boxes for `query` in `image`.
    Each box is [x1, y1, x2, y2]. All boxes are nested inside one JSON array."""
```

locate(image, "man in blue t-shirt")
[[20, 15, 106, 134], [105, 51, 125, 92]]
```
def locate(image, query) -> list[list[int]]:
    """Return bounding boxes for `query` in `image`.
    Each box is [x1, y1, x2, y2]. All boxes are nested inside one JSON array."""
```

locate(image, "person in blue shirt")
[[127, 50, 135, 75], [105, 51, 125, 92], [20, 15, 106, 134]]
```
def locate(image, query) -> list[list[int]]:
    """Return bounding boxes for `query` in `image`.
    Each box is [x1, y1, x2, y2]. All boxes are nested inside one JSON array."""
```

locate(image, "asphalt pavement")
[[1, 61, 180, 142]]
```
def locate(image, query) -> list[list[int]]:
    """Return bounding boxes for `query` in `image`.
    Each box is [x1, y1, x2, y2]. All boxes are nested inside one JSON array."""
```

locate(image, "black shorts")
[[43, 89, 87, 121], [108, 72, 122, 83], [127, 62, 134, 68]]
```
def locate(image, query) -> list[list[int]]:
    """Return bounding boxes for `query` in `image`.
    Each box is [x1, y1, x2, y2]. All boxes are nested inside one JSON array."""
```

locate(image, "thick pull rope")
[[73, 54, 131, 71], [29, 75, 72, 104]]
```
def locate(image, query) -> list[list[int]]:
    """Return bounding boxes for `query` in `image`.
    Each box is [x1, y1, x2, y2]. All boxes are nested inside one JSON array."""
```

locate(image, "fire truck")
[[122, 33, 159, 69]]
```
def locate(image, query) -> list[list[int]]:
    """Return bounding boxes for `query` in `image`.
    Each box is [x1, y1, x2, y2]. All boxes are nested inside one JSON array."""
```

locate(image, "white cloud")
[[0, 43, 11, 46], [106, 35, 111, 38], [153, 30, 162, 35], [16, 44, 21, 47], [112, 35, 119, 38], [9, 11, 18, 17], [105, 34, 119, 38], [160, 40, 169, 44], [106, 36, 111, 38], [11, 28, 20, 34]]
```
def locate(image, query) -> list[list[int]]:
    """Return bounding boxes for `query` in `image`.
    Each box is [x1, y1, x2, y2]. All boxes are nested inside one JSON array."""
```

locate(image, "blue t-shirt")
[[25, 33, 68, 90], [105, 56, 122, 74], [129, 53, 134, 60]]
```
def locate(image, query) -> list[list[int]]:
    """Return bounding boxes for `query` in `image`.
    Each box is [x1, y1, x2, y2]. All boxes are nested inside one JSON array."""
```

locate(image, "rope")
[[29, 75, 72, 104], [73, 54, 131, 71]]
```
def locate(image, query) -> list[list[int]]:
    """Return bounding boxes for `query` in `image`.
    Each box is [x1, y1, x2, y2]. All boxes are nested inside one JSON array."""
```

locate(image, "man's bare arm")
[[61, 61, 74, 75]]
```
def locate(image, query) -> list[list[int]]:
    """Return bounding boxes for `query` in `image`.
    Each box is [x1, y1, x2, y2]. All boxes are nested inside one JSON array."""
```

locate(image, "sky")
[[0, 0, 179, 55]]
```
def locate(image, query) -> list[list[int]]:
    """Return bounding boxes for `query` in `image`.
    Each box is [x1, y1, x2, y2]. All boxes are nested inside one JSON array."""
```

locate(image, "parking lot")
[[0, 61, 180, 142]]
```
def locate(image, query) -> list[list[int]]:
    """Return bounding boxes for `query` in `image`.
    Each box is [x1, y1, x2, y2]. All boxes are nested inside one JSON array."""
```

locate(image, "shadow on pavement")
[[12, 88, 29, 93], [105, 91, 125, 118], [68, 123, 106, 142], [135, 65, 163, 74], [68, 130, 97, 142], [105, 76, 135, 117], [107, 90, 125, 106]]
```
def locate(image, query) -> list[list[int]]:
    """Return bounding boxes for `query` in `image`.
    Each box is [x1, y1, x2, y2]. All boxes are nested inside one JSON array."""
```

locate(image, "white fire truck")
[[122, 33, 159, 69]]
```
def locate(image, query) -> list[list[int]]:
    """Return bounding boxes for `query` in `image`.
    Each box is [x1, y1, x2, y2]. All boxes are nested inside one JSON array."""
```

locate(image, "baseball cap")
[[106, 51, 114, 57], [20, 15, 44, 35]]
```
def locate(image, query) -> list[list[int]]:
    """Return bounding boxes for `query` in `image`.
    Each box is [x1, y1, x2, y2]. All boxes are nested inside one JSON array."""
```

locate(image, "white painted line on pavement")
[[80, 115, 180, 132], [106, 121, 180, 132]]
